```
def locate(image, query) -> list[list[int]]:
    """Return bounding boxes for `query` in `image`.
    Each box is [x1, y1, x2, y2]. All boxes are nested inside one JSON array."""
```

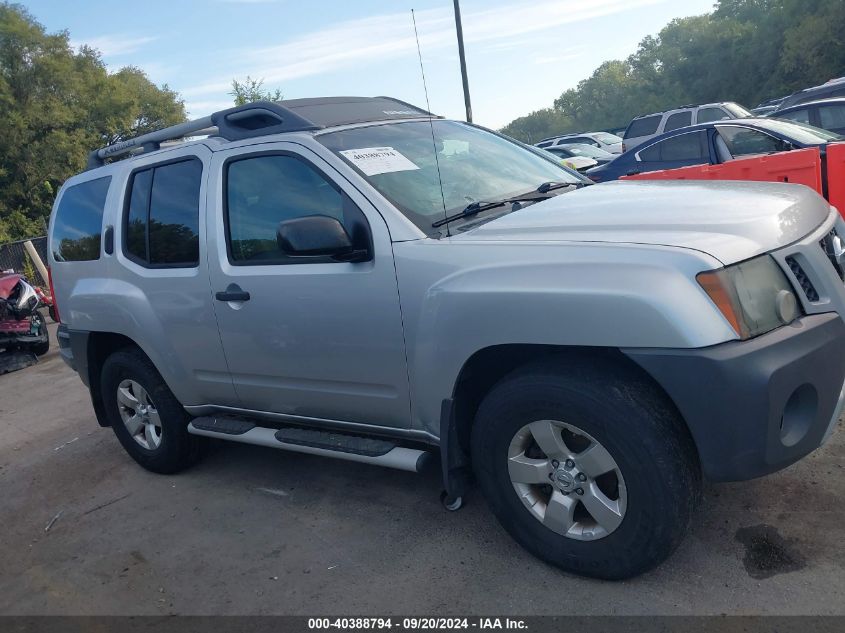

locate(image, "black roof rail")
[[86, 101, 319, 169], [86, 97, 436, 170]]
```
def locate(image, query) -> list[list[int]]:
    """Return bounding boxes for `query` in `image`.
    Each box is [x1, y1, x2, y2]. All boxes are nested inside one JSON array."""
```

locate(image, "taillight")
[[47, 266, 60, 323]]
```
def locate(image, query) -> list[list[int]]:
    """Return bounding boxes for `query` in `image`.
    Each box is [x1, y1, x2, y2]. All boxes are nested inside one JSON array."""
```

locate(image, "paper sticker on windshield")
[[339, 147, 420, 176]]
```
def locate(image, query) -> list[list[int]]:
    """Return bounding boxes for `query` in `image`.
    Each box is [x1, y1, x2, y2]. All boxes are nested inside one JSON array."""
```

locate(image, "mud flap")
[[440, 398, 470, 501]]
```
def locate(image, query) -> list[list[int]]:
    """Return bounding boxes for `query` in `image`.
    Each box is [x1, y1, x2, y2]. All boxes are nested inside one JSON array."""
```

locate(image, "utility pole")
[[453, 0, 472, 123]]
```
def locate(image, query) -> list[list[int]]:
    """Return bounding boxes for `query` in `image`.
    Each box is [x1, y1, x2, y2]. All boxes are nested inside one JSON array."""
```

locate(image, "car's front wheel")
[[471, 356, 701, 580], [101, 348, 204, 474]]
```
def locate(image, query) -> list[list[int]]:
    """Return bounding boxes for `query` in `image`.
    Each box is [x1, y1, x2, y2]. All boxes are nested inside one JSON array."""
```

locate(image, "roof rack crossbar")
[[87, 115, 215, 169], [86, 101, 322, 170]]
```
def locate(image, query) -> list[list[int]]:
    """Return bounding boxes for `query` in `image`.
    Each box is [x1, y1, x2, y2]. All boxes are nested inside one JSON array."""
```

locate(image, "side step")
[[188, 416, 430, 473]]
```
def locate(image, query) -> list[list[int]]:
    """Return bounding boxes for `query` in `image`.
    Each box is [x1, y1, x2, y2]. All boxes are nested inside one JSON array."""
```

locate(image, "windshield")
[[319, 120, 580, 233], [752, 118, 842, 143], [592, 132, 622, 144], [558, 143, 614, 159]]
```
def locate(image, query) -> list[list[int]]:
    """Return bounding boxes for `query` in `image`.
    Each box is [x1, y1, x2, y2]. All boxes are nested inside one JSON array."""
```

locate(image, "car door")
[[206, 142, 411, 429], [714, 125, 791, 159], [818, 103, 845, 135], [633, 130, 711, 174], [777, 107, 812, 126], [113, 146, 240, 408]]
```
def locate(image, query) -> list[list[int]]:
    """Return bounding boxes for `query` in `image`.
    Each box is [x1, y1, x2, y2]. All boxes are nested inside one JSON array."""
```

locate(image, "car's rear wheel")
[[101, 348, 203, 474], [471, 356, 701, 580]]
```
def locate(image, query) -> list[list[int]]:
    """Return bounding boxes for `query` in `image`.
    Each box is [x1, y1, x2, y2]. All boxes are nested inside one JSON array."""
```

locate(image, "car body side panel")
[[49, 143, 239, 407], [393, 239, 730, 436]]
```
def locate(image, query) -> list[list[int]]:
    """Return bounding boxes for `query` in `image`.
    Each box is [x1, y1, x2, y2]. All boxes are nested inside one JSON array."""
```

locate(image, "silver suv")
[[49, 97, 845, 580], [623, 101, 752, 151]]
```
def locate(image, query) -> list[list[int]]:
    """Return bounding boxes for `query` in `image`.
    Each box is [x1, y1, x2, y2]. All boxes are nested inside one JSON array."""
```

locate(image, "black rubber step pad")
[[192, 416, 255, 435], [274, 426, 396, 457]]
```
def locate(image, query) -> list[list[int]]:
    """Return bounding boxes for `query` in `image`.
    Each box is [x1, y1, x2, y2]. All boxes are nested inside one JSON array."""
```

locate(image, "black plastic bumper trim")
[[624, 313, 845, 482]]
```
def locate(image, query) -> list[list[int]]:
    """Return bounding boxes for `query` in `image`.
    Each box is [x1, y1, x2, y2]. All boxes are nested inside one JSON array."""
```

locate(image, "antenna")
[[412, 9, 450, 236]]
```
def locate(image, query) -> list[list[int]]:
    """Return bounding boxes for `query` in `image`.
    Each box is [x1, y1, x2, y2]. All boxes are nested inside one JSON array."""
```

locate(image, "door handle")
[[215, 284, 251, 302]]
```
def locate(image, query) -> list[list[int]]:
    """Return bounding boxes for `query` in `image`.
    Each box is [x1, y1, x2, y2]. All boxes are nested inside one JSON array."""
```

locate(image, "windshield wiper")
[[432, 182, 588, 229], [536, 180, 590, 193], [432, 194, 550, 228]]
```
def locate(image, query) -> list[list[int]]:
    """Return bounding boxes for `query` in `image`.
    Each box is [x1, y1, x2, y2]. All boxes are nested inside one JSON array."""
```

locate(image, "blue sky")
[[22, 0, 715, 129]]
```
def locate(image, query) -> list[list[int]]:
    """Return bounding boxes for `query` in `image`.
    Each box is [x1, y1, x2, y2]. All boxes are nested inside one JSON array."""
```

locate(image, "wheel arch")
[[85, 331, 149, 427], [440, 344, 701, 497]]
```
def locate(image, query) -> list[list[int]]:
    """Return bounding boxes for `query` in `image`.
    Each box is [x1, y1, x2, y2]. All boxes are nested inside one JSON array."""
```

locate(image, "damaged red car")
[[0, 273, 50, 356]]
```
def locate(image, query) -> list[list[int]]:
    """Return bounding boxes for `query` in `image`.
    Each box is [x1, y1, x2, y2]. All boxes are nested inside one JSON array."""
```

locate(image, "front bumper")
[[624, 313, 845, 481]]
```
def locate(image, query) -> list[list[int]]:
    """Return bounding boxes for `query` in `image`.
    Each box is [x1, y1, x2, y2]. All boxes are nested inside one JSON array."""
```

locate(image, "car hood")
[[606, 142, 624, 154], [454, 180, 831, 265]]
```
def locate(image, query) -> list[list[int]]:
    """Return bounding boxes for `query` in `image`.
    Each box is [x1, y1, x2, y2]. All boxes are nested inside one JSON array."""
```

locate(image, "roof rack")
[[86, 101, 320, 170], [86, 96, 438, 170]]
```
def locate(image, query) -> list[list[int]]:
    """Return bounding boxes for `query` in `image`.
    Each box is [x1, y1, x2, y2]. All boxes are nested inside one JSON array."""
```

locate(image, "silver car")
[[49, 96, 845, 580], [622, 101, 752, 152]]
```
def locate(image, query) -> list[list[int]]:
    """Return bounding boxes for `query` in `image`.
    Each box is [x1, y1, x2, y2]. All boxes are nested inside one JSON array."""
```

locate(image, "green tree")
[[500, 0, 845, 142], [0, 2, 185, 243], [500, 108, 573, 143], [230, 76, 283, 105]]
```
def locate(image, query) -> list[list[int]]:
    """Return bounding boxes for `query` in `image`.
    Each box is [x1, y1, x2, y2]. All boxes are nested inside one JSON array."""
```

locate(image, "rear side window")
[[717, 126, 789, 157], [124, 158, 202, 267], [696, 107, 729, 123], [639, 131, 709, 162], [51, 176, 111, 262], [536, 141, 553, 148], [664, 111, 692, 132], [625, 116, 661, 139], [820, 104, 845, 130], [560, 137, 596, 147], [778, 108, 811, 125]]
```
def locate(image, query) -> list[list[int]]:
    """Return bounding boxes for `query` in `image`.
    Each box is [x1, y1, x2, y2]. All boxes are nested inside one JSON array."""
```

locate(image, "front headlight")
[[697, 255, 801, 340]]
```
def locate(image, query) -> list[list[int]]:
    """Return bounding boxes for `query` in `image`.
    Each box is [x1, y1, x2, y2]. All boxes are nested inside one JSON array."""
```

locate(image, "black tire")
[[100, 347, 204, 474], [27, 312, 50, 356], [471, 356, 701, 580]]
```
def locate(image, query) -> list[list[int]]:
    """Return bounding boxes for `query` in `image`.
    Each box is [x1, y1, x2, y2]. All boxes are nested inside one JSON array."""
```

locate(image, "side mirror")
[[276, 215, 368, 262]]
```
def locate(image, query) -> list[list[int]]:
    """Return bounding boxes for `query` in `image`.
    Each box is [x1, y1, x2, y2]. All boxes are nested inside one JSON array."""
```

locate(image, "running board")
[[187, 417, 430, 473]]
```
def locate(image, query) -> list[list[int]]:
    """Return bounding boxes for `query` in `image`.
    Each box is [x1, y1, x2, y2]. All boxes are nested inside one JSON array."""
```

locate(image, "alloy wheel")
[[507, 419, 627, 540], [116, 379, 162, 450]]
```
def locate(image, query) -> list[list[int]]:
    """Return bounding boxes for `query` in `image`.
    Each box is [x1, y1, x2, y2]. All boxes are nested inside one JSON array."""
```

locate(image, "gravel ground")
[[1, 322, 844, 615]]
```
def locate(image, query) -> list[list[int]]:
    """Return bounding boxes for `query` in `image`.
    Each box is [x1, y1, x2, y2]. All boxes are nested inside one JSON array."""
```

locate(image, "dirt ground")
[[1, 322, 844, 615]]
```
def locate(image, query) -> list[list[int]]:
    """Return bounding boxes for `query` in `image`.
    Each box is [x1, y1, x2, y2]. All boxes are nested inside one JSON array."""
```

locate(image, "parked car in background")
[[772, 98, 845, 136], [752, 96, 786, 116], [775, 77, 845, 112], [589, 117, 841, 182], [0, 273, 50, 357], [543, 143, 615, 166], [536, 131, 623, 154], [603, 126, 627, 138], [540, 150, 598, 173], [622, 102, 753, 152], [521, 144, 597, 176]]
